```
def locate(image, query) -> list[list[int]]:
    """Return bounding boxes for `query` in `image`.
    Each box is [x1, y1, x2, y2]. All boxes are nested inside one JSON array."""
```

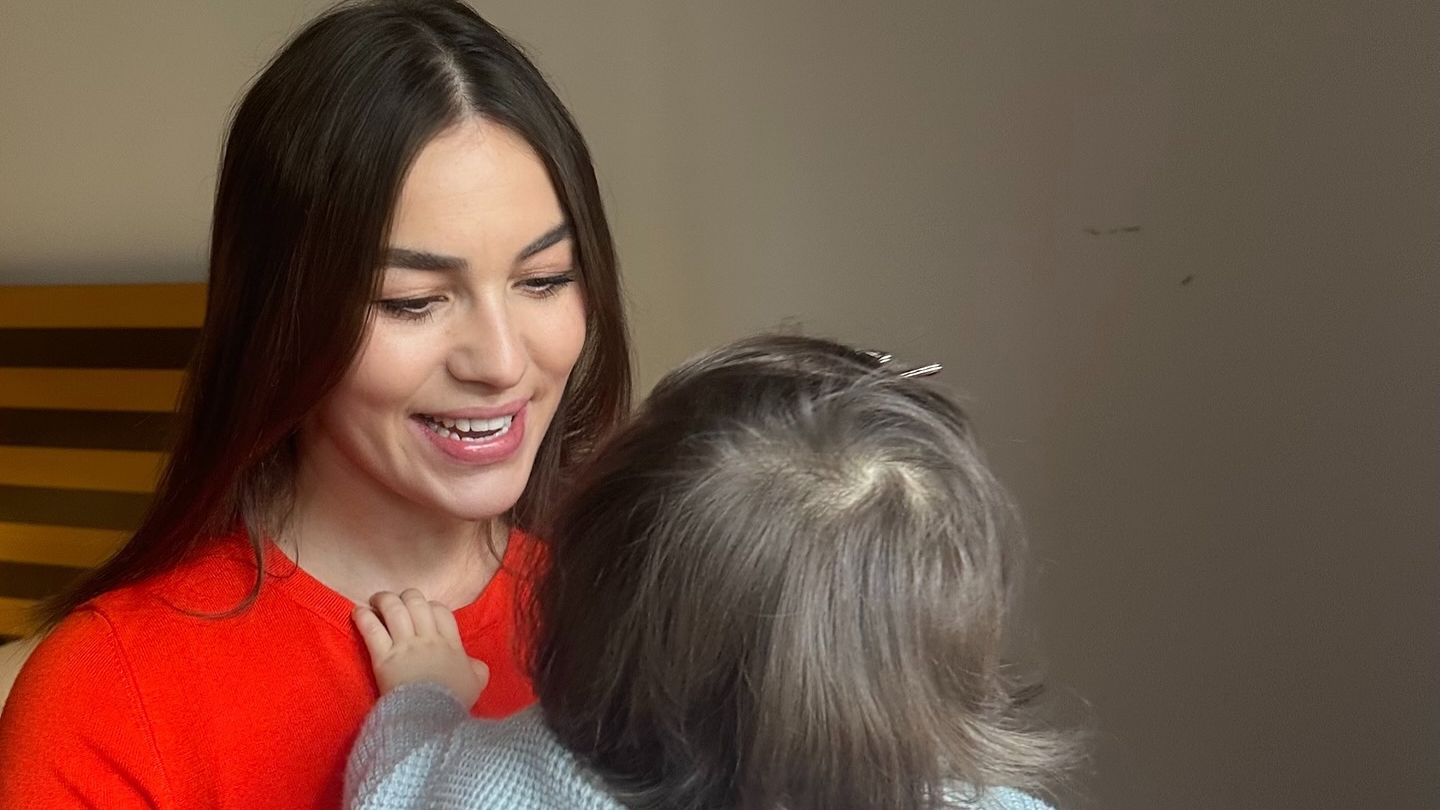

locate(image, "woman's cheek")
[[551, 293, 588, 372], [348, 323, 440, 404]]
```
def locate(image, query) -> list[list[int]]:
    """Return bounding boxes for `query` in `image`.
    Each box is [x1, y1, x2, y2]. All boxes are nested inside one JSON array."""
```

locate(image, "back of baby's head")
[[531, 334, 1065, 809]]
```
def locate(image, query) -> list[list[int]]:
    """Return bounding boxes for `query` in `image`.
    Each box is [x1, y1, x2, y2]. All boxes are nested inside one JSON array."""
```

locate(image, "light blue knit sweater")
[[345, 682, 1056, 810]]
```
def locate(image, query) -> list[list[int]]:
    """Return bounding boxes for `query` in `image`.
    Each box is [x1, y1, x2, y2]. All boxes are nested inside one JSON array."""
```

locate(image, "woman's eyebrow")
[[516, 222, 571, 261], [382, 247, 465, 272], [382, 223, 571, 272]]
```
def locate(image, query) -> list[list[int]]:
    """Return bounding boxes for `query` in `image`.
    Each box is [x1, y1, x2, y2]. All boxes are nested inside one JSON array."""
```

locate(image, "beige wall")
[[2, 1, 1436, 807]]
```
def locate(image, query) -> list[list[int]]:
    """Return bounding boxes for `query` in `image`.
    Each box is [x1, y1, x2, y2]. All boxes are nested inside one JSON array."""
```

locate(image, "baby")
[[346, 334, 1072, 809]]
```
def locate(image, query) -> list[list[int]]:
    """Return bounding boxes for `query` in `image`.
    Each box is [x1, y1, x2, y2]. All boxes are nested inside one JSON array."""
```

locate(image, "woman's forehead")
[[389, 120, 564, 261]]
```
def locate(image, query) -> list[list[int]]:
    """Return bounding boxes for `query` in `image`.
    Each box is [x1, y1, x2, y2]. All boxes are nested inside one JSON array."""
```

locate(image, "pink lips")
[[412, 404, 527, 466]]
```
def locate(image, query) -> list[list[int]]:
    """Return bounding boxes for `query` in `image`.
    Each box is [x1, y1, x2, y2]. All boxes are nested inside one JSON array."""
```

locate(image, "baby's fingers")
[[432, 600, 463, 647], [370, 591, 414, 639], [400, 588, 436, 636], [351, 605, 393, 659]]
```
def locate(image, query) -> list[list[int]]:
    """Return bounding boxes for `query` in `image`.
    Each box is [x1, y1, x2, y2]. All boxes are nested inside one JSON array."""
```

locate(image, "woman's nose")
[[446, 299, 528, 390]]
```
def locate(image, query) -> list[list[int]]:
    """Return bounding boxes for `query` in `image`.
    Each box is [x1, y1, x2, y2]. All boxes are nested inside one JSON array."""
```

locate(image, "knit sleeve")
[[0, 609, 173, 808], [978, 786, 1059, 809], [344, 681, 472, 810]]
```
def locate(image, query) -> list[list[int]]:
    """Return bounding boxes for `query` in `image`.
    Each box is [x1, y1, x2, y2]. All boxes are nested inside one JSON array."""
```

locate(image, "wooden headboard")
[[0, 284, 205, 639]]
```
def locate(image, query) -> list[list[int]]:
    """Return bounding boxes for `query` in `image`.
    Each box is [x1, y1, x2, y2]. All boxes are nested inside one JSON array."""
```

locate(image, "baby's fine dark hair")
[[527, 334, 1072, 809]]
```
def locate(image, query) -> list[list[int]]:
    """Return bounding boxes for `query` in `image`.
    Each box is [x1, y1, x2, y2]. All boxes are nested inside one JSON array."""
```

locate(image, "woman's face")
[[304, 119, 586, 522]]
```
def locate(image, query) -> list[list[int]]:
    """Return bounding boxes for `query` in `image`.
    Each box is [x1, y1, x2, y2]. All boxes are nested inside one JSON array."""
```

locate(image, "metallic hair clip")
[[898, 363, 943, 379], [859, 349, 942, 379]]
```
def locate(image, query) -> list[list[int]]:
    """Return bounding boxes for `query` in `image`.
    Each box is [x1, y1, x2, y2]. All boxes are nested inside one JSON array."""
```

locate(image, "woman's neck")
[[279, 444, 507, 609]]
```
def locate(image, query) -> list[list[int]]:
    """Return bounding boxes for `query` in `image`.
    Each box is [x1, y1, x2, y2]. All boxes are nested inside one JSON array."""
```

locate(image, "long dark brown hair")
[[530, 334, 1072, 809], [42, 0, 630, 626]]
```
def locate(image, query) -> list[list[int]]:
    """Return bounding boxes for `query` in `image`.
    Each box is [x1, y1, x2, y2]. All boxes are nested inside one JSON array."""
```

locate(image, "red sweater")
[[0, 529, 536, 808]]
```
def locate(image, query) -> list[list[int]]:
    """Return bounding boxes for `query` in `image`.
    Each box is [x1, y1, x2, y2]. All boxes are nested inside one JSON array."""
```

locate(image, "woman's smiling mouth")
[[411, 405, 528, 465], [416, 413, 515, 441]]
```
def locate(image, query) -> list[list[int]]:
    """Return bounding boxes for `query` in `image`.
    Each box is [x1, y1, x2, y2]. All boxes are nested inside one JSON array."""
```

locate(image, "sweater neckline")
[[226, 529, 525, 637]]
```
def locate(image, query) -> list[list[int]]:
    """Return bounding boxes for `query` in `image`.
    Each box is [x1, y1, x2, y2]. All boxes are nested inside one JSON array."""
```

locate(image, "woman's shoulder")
[[0, 605, 174, 805], [85, 531, 263, 613], [0, 598, 169, 706], [0, 604, 155, 758], [15, 578, 201, 695], [14, 604, 129, 684], [15, 534, 271, 685]]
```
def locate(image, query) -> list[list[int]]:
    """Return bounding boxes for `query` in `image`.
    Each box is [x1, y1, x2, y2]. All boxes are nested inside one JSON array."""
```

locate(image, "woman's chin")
[[427, 484, 527, 524]]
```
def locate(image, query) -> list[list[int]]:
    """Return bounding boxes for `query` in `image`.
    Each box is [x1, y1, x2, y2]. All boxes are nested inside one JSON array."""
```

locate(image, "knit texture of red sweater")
[[0, 528, 536, 808]]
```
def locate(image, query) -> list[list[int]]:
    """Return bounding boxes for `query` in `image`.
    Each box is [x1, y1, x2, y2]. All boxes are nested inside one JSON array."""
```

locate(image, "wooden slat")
[[0, 597, 36, 638], [0, 328, 199, 369], [0, 522, 125, 568], [0, 284, 205, 328], [0, 485, 150, 531], [0, 408, 176, 451], [0, 560, 89, 602], [0, 368, 184, 412], [0, 447, 164, 494]]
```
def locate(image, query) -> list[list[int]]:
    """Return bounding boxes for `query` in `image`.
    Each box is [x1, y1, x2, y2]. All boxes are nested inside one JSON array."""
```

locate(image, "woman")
[[0, 1, 629, 807]]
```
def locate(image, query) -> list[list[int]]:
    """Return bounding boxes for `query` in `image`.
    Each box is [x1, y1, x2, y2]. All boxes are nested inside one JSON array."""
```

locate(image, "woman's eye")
[[376, 296, 444, 320], [520, 272, 577, 298]]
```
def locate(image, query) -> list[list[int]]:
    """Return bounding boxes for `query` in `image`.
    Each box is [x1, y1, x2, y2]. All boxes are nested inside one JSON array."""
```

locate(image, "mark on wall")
[[1083, 225, 1143, 236]]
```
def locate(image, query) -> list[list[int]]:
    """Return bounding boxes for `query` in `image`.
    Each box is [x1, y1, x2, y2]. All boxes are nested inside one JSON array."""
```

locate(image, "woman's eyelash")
[[375, 296, 443, 320], [375, 275, 573, 319], [522, 272, 577, 297]]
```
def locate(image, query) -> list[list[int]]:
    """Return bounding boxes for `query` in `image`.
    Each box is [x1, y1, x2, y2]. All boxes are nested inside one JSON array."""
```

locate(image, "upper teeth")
[[434, 415, 511, 433]]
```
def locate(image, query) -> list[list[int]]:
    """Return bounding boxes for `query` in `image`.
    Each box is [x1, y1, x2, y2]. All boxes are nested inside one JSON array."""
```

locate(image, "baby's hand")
[[352, 589, 490, 709]]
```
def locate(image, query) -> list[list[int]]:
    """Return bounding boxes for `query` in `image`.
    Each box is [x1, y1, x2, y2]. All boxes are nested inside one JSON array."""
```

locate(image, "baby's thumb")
[[470, 658, 491, 692]]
